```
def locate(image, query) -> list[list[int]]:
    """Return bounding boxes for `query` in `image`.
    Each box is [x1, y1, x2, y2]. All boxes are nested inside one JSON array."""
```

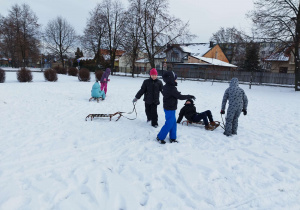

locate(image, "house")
[[96, 49, 125, 70], [164, 42, 236, 70], [118, 51, 145, 70], [264, 46, 294, 73], [0, 57, 9, 66]]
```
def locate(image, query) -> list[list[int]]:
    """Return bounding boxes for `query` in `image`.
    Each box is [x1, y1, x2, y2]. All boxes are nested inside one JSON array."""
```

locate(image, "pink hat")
[[150, 68, 158, 75]]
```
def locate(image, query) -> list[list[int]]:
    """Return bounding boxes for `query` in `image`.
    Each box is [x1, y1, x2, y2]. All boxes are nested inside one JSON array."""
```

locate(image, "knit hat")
[[150, 68, 158, 75], [185, 99, 194, 105]]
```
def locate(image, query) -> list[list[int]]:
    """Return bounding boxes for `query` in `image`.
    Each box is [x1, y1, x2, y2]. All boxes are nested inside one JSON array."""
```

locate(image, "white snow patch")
[[0, 72, 300, 209]]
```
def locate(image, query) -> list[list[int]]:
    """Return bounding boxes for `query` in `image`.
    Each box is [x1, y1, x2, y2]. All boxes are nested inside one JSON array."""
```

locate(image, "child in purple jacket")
[[100, 68, 111, 94]]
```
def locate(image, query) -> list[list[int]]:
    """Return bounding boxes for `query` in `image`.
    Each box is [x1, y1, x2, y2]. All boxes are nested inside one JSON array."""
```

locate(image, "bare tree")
[[122, 1, 143, 77], [248, 0, 300, 91], [44, 17, 76, 67], [131, 0, 195, 68], [103, 0, 127, 74], [210, 27, 249, 67], [0, 15, 17, 65], [81, 3, 108, 66], [0, 4, 40, 67]]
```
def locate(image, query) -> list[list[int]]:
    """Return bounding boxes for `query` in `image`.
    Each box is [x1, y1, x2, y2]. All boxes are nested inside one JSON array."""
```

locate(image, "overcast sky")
[[0, 0, 255, 43]]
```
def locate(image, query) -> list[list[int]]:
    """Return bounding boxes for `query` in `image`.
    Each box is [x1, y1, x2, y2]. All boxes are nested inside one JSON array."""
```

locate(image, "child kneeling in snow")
[[90, 80, 106, 102], [176, 99, 216, 130]]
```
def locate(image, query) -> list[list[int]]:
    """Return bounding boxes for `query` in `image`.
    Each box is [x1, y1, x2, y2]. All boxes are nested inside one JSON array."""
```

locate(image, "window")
[[171, 52, 179, 62], [279, 67, 288, 73]]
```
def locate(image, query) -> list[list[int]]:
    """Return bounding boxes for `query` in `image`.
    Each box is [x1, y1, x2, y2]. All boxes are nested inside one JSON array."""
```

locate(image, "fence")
[[171, 68, 295, 86], [117, 67, 149, 76], [115, 66, 295, 86]]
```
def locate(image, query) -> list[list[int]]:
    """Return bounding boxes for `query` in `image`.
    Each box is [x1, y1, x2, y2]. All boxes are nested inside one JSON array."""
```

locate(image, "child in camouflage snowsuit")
[[221, 78, 248, 136]]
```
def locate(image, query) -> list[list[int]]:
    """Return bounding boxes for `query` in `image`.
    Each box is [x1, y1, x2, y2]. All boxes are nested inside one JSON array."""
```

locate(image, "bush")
[[44, 69, 58, 82], [0, 68, 5, 83], [17, 68, 33, 82], [95, 70, 103, 81], [54, 66, 67, 74], [68, 67, 78, 76], [78, 68, 90, 82]]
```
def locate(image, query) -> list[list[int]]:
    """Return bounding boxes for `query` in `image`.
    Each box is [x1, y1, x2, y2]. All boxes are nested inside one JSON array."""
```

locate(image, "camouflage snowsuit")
[[221, 78, 248, 136]]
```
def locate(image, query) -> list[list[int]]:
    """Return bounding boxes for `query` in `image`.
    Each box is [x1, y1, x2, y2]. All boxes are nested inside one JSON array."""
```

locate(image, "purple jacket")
[[100, 68, 111, 83]]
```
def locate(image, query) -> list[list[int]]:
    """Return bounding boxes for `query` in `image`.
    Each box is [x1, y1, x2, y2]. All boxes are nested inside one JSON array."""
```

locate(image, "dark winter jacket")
[[135, 78, 163, 105], [176, 103, 197, 123], [221, 78, 248, 111], [162, 71, 191, 110], [100, 68, 111, 83]]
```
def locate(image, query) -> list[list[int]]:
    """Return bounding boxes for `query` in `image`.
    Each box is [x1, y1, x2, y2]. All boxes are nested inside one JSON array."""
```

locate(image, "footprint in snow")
[[139, 192, 149, 206], [114, 194, 126, 210], [145, 182, 152, 192], [99, 171, 109, 198]]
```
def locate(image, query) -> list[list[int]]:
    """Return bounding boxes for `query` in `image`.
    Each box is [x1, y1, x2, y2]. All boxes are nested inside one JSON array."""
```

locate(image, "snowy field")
[[0, 72, 300, 210]]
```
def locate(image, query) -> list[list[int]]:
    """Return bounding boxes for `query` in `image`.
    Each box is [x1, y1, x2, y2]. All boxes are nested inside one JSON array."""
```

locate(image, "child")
[[176, 99, 216, 130], [221, 77, 248, 136], [90, 80, 106, 102], [157, 71, 195, 144], [133, 68, 163, 128], [100, 68, 111, 94]]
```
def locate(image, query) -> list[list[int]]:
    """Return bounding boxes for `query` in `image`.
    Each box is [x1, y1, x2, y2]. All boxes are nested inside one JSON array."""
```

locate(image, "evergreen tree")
[[75, 47, 83, 59], [243, 42, 260, 72]]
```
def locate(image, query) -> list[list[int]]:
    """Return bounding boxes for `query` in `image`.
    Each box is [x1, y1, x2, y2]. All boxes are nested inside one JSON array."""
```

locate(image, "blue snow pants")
[[157, 109, 177, 140]]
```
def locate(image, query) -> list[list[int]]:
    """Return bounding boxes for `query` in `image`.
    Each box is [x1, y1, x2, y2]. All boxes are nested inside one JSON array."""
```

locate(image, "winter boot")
[[156, 137, 166, 144], [223, 132, 232, 137], [205, 125, 214, 130], [170, 139, 178, 143], [210, 121, 216, 126]]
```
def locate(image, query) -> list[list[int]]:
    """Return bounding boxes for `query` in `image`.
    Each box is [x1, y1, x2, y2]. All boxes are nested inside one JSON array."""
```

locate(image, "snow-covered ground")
[[0, 72, 299, 210]]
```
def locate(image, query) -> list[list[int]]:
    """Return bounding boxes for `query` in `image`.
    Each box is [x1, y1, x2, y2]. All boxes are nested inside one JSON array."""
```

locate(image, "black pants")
[[192, 110, 213, 126], [145, 103, 158, 126]]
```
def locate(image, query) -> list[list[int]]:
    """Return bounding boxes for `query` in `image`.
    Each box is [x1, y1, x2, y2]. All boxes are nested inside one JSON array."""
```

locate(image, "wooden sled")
[[85, 112, 125, 121], [181, 120, 220, 131]]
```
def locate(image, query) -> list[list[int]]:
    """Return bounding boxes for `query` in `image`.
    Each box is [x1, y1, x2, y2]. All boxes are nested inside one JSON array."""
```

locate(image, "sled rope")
[[220, 114, 225, 130], [121, 102, 137, 120]]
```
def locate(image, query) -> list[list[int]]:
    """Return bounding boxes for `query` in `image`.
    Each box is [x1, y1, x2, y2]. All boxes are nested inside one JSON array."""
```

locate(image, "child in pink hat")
[[133, 68, 163, 128]]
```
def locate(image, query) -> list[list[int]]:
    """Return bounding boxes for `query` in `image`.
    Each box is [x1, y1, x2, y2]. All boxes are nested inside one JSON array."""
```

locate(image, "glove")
[[242, 109, 247, 115], [108, 79, 110, 81], [220, 110, 225, 114], [132, 98, 138, 103], [189, 95, 196, 100]]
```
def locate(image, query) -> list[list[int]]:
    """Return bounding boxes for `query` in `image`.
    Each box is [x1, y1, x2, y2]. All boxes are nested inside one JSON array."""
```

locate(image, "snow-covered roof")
[[136, 58, 149, 63], [179, 43, 211, 56], [191, 55, 237, 68], [265, 52, 289, 62], [0, 57, 8, 61], [103, 55, 110, 61], [78, 57, 94, 61]]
